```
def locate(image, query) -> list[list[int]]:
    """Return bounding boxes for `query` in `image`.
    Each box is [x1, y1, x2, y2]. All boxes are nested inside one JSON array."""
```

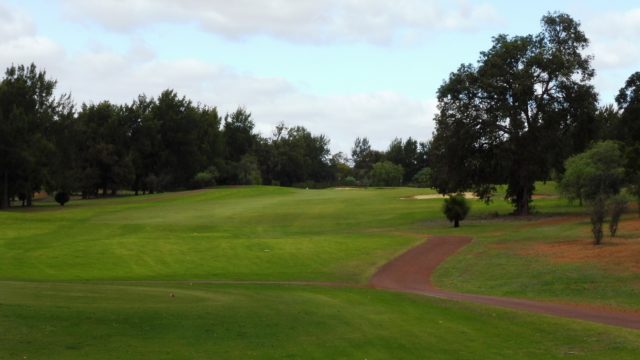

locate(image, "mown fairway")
[[3, 186, 640, 358]]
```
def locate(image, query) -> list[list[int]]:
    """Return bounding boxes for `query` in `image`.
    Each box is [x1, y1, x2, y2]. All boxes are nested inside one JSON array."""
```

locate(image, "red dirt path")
[[370, 236, 640, 330]]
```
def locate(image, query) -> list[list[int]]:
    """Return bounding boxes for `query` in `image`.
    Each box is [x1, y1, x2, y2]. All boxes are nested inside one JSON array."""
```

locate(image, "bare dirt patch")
[[523, 238, 640, 273]]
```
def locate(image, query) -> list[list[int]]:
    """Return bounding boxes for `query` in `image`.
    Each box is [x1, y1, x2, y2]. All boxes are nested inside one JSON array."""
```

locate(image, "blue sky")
[[1, 1, 639, 152]]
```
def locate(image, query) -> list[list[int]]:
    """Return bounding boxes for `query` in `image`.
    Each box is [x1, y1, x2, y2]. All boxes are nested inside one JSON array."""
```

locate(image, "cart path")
[[370, 236, 640, 330]]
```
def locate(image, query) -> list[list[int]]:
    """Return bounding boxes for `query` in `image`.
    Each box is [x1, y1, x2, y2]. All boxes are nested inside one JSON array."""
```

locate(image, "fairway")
[[3, 186, 640, 358]]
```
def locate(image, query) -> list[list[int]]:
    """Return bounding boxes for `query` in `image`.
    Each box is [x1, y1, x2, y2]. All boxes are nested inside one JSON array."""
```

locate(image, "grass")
[[2, 184, 640, 357], [0, 186, 521, 283], [4, 281, 640, 359]]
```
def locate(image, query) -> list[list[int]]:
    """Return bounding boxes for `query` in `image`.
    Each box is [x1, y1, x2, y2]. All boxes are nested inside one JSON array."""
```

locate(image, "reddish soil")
[[524, 238, 640, 273], [370, 236, 640, 330]]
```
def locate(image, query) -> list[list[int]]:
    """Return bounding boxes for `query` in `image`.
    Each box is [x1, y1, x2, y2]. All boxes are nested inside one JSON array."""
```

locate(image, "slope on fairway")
[[0, 187, 442, 282], [3, 281, 640, 359]]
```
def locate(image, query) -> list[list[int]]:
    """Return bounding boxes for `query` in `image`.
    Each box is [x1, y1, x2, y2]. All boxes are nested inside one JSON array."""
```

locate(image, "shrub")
[[343, 176, 357, 186], [442, 194, 470, 228], [193, 167, 218, 189], [412, 167, 432, 188], [54, 191, 70, 206]]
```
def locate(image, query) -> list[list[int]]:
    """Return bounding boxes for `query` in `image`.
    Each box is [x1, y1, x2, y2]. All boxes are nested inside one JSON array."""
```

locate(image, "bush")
[[370, 161, 404, 187], [442, 194, 470, 228], [343, 176, 357, 186], [412, 167, 432, 188], [54, 191, 70, 206], [193, 167, 218, 189]]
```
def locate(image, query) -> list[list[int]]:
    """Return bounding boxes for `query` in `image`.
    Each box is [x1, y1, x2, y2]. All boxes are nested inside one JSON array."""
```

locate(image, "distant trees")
[[0, 64, 342, 208], [442, 194, 470, 228], [430, 13, 598, 215], [370, 161, 404, 187]]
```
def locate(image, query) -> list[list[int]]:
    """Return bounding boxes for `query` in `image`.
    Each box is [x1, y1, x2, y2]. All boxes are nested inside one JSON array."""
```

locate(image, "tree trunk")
[[0, 171, 8, 209], [26, 192, 32, 207], [516, 186, 531, 216], [454, 218, 460, 228]]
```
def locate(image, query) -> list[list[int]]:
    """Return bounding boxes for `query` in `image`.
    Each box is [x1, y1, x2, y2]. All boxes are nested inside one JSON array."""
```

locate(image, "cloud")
[[61, 0, 501, 44], [0, 3, 434, 154], [584, 8, 640, 70], [54, 52, 435, 153], [0, 4, 65, 71], [0, 3, 35, 41]]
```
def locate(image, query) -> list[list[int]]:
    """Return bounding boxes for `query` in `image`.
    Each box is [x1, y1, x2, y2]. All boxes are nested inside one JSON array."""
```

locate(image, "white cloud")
[[0, 3, 433, 154], [584, 8, 640, 70], [0, 3, 35, 41], [61, 0, 501, 44], [56, 52, 435, 153]]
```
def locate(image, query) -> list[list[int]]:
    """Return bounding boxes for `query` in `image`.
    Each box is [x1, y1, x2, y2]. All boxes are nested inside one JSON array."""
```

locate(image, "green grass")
[[432, 215, 640, 309], [0, 186, 524, 283], [3, 184, 640, 357], [3, 281, 640, 359]]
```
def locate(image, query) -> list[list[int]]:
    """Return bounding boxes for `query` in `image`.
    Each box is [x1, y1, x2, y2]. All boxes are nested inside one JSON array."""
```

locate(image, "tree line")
[[0, 65, 431, 208]]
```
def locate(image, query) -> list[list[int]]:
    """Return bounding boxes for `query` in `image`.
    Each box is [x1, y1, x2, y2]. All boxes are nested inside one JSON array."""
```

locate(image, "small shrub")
[[55, 191, 70, 206], [442, 194, 470, 228]]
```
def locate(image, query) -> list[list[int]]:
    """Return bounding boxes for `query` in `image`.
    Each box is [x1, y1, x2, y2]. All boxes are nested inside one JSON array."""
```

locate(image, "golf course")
[[3, 185, 640, 359]]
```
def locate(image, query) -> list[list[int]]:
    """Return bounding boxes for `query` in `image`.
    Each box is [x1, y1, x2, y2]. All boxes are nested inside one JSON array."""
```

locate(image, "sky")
[[1, 1, 639, 153]]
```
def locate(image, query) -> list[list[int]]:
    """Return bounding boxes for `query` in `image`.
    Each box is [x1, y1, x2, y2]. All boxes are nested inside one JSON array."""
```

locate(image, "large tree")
[[0, 64, 58, 208], [430, 13, 598, 215], [615, 72, 640, 213]]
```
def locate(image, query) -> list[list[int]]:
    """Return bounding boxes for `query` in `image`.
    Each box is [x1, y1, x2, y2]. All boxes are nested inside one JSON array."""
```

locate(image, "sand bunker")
[[405, 192, 477, 200]]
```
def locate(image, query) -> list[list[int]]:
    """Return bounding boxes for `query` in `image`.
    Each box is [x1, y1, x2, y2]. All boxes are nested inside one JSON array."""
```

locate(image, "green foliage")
[[385, 137, 428, 183], [430, 13, 598, 215], [560, 141, 626, 203], [412, 167, 433, 188], [54, 191, 70, 206], [0, 63, 58, 208], [343, 176, 357, 186], [442, 194, 470, 228], [560, 141, 627, 244], [370, 161, 404, 187], [193, 167, 218, 189]]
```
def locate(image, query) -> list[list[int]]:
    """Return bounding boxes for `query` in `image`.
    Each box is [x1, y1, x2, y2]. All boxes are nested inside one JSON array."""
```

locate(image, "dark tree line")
[[0, 64, 431, 208]]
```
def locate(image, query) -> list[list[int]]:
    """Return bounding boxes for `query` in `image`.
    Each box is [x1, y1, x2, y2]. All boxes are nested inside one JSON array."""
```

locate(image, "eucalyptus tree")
[[430, 13, 598, 215]]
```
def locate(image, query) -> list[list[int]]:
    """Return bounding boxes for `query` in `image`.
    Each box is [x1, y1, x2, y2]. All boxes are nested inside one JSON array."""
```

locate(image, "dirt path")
[[370, 236, 640, 330]]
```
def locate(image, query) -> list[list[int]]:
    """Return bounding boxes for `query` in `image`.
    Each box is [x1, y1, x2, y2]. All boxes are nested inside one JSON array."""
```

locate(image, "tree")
[[386, 137, 422, 183], [616, 72, 640, 214], [560, 141, 626, 244], [430, 13, 597, 215], [608, 194, 629, 238], [351, 137, 384, 182], [370, 161, 404, 187], [442, 194, 470, 228]]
